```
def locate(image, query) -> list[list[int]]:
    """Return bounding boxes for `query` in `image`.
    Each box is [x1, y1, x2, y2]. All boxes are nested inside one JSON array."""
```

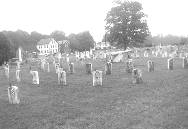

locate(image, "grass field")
[[0, 57, 188, 129]]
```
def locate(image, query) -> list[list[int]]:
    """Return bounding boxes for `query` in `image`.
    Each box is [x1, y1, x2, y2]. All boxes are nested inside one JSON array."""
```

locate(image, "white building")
[[36, 38, 58, 55], [95, 42, 110, 49]]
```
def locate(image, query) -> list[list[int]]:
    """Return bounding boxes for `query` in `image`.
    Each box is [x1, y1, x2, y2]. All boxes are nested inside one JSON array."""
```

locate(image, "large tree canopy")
[[105, 0, 150, 49], [0, 32, 14, 65], [50, 30, 67, 41], [68, 31, 95, 51]]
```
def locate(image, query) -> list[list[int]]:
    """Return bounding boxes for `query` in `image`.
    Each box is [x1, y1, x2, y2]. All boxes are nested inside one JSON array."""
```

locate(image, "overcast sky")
[[0, 0, 188, 42]]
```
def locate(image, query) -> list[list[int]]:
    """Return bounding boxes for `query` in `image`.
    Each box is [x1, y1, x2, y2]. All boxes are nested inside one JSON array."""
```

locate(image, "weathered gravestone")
[[16, 61, 21, 70], [4, 64, 9, 79], [132, 68, 143, 84], [147, 60, 154, 72], [58, 68, 66, 85], [41, 60, 45, 71], [44, 62, 50, 72], [167, 58, 174, 70], [105, 62, 112, 75], [144, 51, 149, 57], [55, 63, 60, 73], [182, 57, 188, 69], [69, 62, 74, 74], [126, 59, 134, 73], [16, 69, 21, 82], [86, 63, 92, 74], [8, 84, 20, 104], [93, 70, 102, 86], [30, 71, 39, 84]]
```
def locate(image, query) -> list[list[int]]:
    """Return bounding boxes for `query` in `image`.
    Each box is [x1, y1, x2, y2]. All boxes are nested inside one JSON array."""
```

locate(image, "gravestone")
[[4, 64, 9, 79], [182, 57, 188, 69], [105, 62, 112, 75], [69, 62, 74, 74], [144, 51, 148, 57], [16, 61, 21, 70], [8, 85, 20, 104], [55, 63, 60, 73], [44, 62, 50, 72], [93, 70, 102, 86], [30, 71, 39, 84], [41, 60, 45, 71], [167, 58, 174, 70], [147, 60, 154, 72], [16, 69, 21, 82], [86, 63, 92, 74], [126, 59, 134, 73], [58, 68, 66, 85], [132, 68, 143, 84]]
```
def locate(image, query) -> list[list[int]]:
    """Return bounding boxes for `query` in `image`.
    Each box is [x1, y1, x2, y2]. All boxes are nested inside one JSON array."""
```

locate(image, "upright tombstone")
[[132, 68, 143, 84], [167, 58, 174, 70], [41, 60, 45, 71], [182, 57, 188, 69], [69, 62, 74, 74], [44, 62, 50, 72], [126, 59, 134, 73], [18, 47, 22, 62], [16, 69, 21, 82], [106, 54, 112, 62], [30, 71, 39, 84], [105, 62, 112, 75], [4, 64, 9, 79], [93, 70, 102, 86], [86, 63, 92, 74], [58, 68, 66, 85], [16, 61, 21, 70], [55, 63, 60, 73], [8, 84, 20, 104], [147, 60, 154, 72], [144, 51, 148, 57]]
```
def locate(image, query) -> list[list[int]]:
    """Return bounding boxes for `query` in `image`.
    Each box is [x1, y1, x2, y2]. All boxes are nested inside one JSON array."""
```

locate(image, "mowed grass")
[[0, 57, 188, 129]]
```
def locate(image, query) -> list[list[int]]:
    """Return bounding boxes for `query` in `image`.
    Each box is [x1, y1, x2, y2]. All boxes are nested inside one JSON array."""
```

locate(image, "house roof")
[[37, 38, 54, 45]]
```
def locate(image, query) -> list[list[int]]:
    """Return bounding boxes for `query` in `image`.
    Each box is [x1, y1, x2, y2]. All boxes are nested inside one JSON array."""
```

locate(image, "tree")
[[0, 33, 14, 65], [50, 30, 67, 41], [76, 31, 95, 51], [105, 0, 150, 49], [180, 37, 188, 45], [68, 31, 95, 51]]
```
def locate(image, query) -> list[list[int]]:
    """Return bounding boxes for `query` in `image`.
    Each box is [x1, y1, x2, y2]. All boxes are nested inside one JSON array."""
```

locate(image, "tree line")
[[0, 30, 95, 65]]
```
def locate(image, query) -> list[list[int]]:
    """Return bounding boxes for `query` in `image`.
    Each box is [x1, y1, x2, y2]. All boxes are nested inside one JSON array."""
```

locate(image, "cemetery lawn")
[[0, 57, 188, 129]]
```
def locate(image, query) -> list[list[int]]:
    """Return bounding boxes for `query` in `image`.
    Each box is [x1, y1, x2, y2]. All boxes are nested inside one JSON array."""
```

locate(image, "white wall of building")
[[37, 39, 59, 55]]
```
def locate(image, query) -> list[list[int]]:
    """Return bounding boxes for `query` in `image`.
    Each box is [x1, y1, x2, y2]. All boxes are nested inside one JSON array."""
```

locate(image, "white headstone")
[[86, 63, 92, 74], [93, 70, 102, 86], [132, 68, 142, 84], [44, 62, 50, 72], [18, 47, 22, 62], [126, 59, 134, 73], [69, 62, 74, 74], [144, 51, 148, 57], [16, 69, 21, 82], [41, 60, 45, 71], [55, 63, 60, 73], [105, 62, 112, 75], [16, 61, 21, 70], [167, 58, 174, 70], [30, 71, 39, 84], [58, 68, 66, 85], [8, 85, 20, 104], [4, 64, 9, 79], [147, 60, 154, 72], [182, 57, 188, 69]]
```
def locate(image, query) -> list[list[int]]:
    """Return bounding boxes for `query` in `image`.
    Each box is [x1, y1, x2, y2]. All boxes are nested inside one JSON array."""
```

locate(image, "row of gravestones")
[[4, 60, 112, 104], [5, 56, 188, 104]]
